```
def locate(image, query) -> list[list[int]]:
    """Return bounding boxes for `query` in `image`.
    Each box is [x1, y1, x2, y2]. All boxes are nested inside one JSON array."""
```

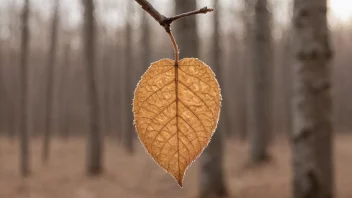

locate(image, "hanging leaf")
[[133, 58, 221, 186]]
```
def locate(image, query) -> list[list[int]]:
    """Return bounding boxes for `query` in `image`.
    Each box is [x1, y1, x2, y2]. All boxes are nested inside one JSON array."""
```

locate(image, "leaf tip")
[[177, 178, 183, 188]]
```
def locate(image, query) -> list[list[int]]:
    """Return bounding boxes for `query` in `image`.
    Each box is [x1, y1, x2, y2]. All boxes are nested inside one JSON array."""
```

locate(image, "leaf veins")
[[133, 58, 221, 187]]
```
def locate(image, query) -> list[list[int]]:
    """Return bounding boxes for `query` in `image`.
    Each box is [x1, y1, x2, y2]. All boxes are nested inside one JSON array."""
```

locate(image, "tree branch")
[[168, 7, 214, 22], [134, 0, 166, 25], [135, 0, 213, 65], [135, 0, 213, 32]]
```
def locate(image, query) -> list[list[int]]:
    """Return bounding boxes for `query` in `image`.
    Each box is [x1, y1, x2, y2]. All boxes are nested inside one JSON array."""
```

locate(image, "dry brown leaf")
[[133, 58, 221, 187]]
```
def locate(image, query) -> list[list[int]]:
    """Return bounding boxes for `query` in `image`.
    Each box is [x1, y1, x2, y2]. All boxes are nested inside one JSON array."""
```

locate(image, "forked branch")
[[135, 0, 213, 65], [135, 0, 213, 33]]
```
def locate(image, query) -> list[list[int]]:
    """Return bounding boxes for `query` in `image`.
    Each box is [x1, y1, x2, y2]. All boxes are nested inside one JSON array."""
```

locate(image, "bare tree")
[[0, 39, 3, 129], [0, 39, 4, 134], [19, 0, 30, 177], [59, 37, 71, 141], [101, 37, 112, 137], [238, 0, 256, 141], [115, 30, 123, 140], [120, 0, 135, 154], [42, 0, 60, 163], [82, 0, 103, 175], [281, 31, 293, 136], [249, 0, 273, 164], [198, 1, 228, 197], [214, 23, 232, 138], [292, 0, 334, 197], [174, 0, 198, 58], [142, 12, 151, 71], [8, 2, 20, 141]]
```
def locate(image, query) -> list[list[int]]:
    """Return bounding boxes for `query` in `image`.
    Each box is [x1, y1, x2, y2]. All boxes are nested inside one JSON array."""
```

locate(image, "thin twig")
[[168, 7, 214, 22]]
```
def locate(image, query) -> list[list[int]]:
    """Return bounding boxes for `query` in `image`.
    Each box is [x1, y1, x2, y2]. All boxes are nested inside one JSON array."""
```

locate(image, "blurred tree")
[[214, 10, 232, 139], [174, 0, 198, 58], [43, 0, 60, 163], [19, 0, 31, 177], [199, 1, 229, 197], [0, 37, 3, 133], [249, 0, 273, 164], [142, 12, 151, 72], [238, 0, 256, 141], [59, 37, 71, 141], [103, 35, 112, 137], [98, 26, 110, 137], [281, 31, 293, 136], [82, 0, 103, 174], [7, 1, 19, 141], [122, 0, 135, 154], [115, 30, 123, 140], [292, 0, 334, 197]]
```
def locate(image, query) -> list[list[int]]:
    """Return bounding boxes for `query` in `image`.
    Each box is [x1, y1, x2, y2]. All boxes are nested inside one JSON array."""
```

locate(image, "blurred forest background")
[[0, 0, 351, 198]]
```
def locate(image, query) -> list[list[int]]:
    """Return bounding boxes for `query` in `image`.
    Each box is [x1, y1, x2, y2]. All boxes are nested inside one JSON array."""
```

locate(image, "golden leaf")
[[133, 58, 221, 187]]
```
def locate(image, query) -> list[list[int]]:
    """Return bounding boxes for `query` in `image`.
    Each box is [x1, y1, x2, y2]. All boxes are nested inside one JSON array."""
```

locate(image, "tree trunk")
[[281, 32, 293, 136], [142, 12, 151, 70], [174, 1, 228, 195], [121, 1, 135, 154], [238, 0, 255, 141], [0, 40, 5, 135], [214, 16, 232, 138], [249, 0, 273, 164], [199, 131, 228, 198], [113, 33, 121, 140], [292, 0, 334, 197], [0, 40, 3, 132], [174, 0, 198, 58], [19, 0, 30, 177], [60, 40, 71, 141], [42, 0, 59, 163], [102, 51, 112, 137], [82, 0, 103, 175], [8, 4, 19, 141]]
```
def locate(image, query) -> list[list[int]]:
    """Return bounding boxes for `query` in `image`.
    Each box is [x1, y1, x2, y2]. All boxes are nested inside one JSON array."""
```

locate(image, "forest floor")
[[0, 134, 351, 198]]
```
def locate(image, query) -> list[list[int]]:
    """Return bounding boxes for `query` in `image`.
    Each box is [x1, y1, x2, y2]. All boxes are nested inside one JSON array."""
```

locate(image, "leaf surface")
[[133, 58, 221, 186]]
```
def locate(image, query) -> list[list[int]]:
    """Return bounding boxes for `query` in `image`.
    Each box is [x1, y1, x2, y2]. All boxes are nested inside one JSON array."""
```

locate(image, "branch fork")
[[135, 0, 213, 64], [160, 6, 214, 32]]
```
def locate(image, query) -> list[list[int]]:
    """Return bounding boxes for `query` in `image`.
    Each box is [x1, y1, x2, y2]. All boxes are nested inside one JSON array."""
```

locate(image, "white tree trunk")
[[292, 0, 334, 197]]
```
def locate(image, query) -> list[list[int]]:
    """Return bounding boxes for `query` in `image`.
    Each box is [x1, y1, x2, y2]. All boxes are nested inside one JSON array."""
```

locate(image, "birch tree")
[[292, 0, 334, 197]]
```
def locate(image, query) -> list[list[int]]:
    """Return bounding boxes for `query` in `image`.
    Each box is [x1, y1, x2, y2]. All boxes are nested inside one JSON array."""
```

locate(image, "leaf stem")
[[168, 31, 179, 66]]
